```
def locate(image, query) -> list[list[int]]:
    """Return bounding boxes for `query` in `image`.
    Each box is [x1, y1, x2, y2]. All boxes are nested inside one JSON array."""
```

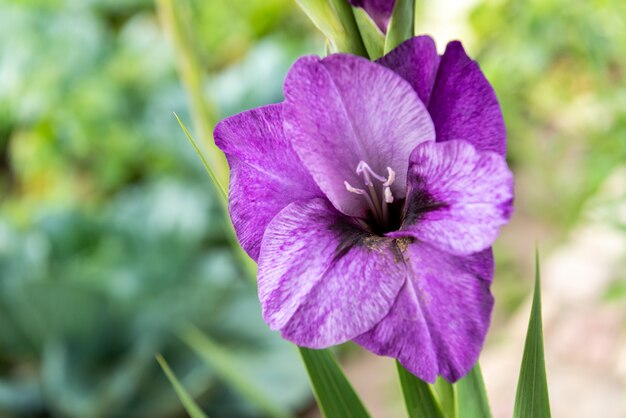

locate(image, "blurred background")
[[0, 0, 624, 417]]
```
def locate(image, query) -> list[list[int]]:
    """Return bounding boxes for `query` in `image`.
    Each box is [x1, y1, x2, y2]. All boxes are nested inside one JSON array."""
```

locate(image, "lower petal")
[[355, 243, 494, 383], [258, 198, 406, 348]]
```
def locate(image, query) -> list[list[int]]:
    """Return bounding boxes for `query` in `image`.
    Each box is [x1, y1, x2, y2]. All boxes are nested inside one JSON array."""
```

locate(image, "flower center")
[[344, 160, 396, 229]]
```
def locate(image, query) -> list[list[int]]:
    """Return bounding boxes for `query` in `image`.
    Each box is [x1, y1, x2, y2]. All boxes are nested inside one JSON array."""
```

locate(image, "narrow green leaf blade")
[[513, 252, 551, 418], [352, 7, 385, 60], [384, 0, 415, 53], [299, 347, 370, 418], [456, 363, 492, 418], [434, 376, 456, 418], [180, 326, 290, 418], [174, 113, 227, 200], [396, 362, 444, 418], [174, 113, 258, 281], [156, 354, 209, 418]]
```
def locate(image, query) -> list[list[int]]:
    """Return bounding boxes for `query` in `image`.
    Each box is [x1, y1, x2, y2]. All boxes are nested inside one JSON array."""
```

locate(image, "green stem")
[[156, 0, 229, 188]]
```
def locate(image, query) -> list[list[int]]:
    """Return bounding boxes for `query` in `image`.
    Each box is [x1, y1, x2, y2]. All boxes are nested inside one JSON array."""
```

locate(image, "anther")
[[345, 161, 397, 229], [344, 181, 366, 195], [383, 167, 395, 187], [384, 187, 394, 203]]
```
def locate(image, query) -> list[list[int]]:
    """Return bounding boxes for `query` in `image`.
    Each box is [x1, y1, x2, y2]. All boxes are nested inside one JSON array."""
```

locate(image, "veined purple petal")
[[379, 36, 506, 156], [283, 54, 435, 219], [388, 140, 513, 256], [348, 0, 395, 33], [377, 36, 440, 106], [214, 104, 322, 261], [257, 198, 406, 348], [429, 41, 506, 156], [355, 243, 494, 383]]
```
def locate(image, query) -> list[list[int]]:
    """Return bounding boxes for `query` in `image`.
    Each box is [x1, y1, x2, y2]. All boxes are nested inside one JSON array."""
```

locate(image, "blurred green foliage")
[[468, 0, 626, 313], [0, 0, 316, 417], [471, 0, 626, 228]]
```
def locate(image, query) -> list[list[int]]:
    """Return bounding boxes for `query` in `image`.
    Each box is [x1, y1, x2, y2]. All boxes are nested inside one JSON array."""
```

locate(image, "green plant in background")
[[471, 0, 626, 229], [0, 0, 316, 417]]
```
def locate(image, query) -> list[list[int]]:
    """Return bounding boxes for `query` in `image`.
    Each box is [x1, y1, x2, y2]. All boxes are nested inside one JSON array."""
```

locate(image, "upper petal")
[[388, 140, 513, 256], [355, 243, 494, 383], [377, 36, 440, 106], [428, 41, 507, 156], [257, 197, 406, 348], [214, 104, 322, 261], [283, 54, 435, 219]]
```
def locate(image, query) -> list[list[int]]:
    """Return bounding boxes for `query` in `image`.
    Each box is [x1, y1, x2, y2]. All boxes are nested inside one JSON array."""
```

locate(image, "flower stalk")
[[156, 0, 230, 189]]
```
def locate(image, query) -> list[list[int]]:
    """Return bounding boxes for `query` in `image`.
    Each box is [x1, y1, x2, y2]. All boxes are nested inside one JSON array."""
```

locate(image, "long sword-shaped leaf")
[[513, 252, 551, 418], [456, 363, 492, 418], [174, 114, 258, 280], [384, 0, 414, 53], [180, 326, 290, 418], [156, 354, 209, 418], [175, 113, 227, 200], [396, 362, 444, 418], [352, 7, 385, 60], [299, 347, 370, 418]]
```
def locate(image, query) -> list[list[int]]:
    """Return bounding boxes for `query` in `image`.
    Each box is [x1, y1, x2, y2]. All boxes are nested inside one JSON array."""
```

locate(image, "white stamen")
[[345, 181, 380, 220], [384, 187, 394, 203], [344, 181, 366, 195], [356, 161, 386, 185], [344, 161, 397, 228], [383, 167, 396, 187]]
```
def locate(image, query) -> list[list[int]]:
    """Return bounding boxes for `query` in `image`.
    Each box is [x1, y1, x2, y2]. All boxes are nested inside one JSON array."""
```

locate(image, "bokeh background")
[[0, 0, 624, 417]]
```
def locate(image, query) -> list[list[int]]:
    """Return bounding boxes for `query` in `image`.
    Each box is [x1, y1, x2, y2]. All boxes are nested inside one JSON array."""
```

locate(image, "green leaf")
[[299, 347, 370, 418], [384, 0, 415, 53], [396, 362, 444, 418], [180, 325, 291, 418], [434, 377, 456, 418], [174, 113, 227, 200], [174, 113, 258, 281], [352, 7, 385, 60], [456, 363, 492, 418], [295, 0, 367, 56], [513, 251, 551, 418], [156, 354, 209, 418]]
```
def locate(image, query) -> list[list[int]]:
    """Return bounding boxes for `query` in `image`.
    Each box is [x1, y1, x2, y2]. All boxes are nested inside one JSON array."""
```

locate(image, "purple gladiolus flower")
[[349, 0, 396, 33], [214, 35, 513, 383]]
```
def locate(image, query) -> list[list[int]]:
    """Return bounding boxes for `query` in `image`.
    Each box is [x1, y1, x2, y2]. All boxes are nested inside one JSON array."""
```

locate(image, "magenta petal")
[[389, 140, 513, 255], [257, 198, 406, 348], [283, 54, 435, 219], [377, 36, 440, 106], [428, 41, 507, 156], [214, 104, 322, 261], [355, 243, 494, 383]]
